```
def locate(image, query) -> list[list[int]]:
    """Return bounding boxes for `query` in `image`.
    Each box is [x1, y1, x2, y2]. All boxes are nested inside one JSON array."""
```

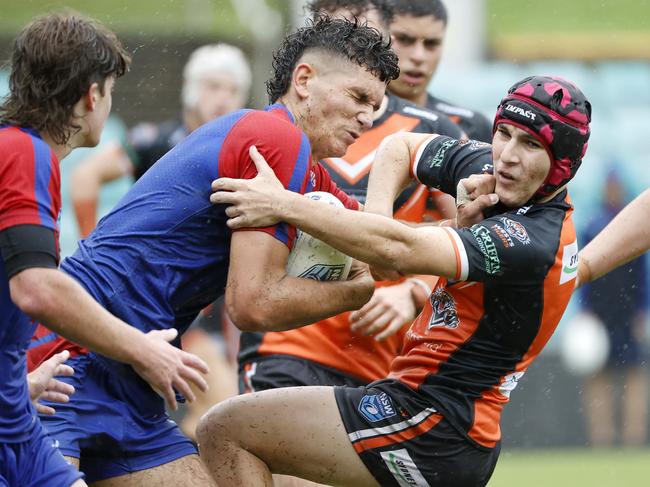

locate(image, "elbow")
[[9, 270, 55, 319], [225, 292, 271, 332]]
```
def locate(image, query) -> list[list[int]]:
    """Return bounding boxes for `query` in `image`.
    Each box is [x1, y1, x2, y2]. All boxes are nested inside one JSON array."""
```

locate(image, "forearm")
[[12, 268, 146, 366], [277, 193, 457, 277], [580, 189, 650, 283], [228, 274, 371, 331], [364, 134, 417, 216]]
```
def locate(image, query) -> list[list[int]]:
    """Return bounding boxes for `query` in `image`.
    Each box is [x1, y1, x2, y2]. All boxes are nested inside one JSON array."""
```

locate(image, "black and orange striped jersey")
[[390, 135, 578, 449], [426, 94, 492, 143], [237, 95, 463, 383]]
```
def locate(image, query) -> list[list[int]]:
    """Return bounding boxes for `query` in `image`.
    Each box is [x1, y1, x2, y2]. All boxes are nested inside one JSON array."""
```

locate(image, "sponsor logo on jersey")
[[504, 104, 537, 120], [358, 393, 397, 422], [560, 240, 579, 284], [500, 217, 531, 245], [459, 139, 490, 151], [498, 371, 526, 398], [402, 105, 439, 122], [428, 288, 459, 330], [298, 264, 347, 281], [516, 205, 532, 215], [491, 224, 514, 248], [481, 163, 494, 173], [426, 139, 458, 169], [309, 170, 317, 190], [471, 225, 501, 274], [380, 449, 431, 487]]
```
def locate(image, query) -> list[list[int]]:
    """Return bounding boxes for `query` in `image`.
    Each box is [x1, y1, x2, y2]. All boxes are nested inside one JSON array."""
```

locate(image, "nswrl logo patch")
[[358, 393, 397, 422]]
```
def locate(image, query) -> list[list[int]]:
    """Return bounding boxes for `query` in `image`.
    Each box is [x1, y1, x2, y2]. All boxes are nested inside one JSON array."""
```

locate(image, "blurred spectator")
[[70, 43, 251, 237], [69, 43, 252, 440], [581, 169, 649, 447]]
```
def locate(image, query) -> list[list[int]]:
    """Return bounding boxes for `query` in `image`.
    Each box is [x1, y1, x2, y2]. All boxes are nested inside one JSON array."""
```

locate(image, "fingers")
[[225, 215, 249, 229], [350, 304, 386, 333], [46, 378, 75, 397], [211, 177, 244, 192], [249, 146, 273, 174], [54, 363, 75, 378], [39, 390, 71, 404], [162, 385, 178, 412], [472, 193, 499, 210], [182, 352, 210, 375], [35, 403, 56, 416], [374, 317, 407, 342], [148, 328, 178, 343]]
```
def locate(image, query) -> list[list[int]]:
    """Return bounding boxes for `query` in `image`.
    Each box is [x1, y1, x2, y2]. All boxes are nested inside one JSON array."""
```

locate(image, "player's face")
[[389, 14, 445, 103], [194, 73, 245, 124], [303, 60, 385, 160], [491, 123, 551, 207], [85, 76, 114, 147]]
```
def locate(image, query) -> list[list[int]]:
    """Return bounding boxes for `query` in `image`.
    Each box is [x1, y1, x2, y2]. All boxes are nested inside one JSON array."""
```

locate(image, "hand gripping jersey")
[[426, 93, 493, 143], [238, 94, 464, 384], [0, 126, 61, 442], [27, 104, 358, 369], [389, 135, 578, 449]]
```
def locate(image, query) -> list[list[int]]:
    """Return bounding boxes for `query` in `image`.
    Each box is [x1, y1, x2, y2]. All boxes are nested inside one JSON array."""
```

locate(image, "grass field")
[[489, 448, 650, 487]]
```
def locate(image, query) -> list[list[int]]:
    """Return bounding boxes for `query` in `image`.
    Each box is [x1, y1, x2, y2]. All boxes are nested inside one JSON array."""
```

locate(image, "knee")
[[196, 400, 237, 453]]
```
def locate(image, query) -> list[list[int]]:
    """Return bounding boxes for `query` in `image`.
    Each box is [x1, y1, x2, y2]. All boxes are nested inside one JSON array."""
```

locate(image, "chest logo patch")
[[428, 288, 459, 330]]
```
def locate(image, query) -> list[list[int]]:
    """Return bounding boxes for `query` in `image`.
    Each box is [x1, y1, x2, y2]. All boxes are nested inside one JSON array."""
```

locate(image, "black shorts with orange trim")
[[238, 355, 366, 394], [334, 379, 500, 487]]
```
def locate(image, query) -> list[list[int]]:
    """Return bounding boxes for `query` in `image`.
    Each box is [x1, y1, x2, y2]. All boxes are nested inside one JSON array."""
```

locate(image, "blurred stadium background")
[[1, 0, 649, 484]]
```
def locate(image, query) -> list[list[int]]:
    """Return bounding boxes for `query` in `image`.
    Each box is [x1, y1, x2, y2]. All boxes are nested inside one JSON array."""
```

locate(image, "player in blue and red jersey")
[[0, 12, 209, 487], [202, 75, 592, 486], [27, 17, 397, 485]]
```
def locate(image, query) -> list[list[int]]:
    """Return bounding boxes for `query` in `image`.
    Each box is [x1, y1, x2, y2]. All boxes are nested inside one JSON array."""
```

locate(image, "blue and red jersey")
[[0, 125, 61, 442], [28, 104, 357, 368]]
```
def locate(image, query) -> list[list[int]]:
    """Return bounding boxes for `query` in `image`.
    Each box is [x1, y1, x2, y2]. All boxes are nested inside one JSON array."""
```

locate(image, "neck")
[[41, 132, 72, 162]]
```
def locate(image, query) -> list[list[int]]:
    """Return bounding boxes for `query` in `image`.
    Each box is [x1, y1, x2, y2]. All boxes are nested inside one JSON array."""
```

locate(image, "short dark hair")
[[307, 0, 395, 28], [267, 17, 399, 103], [0, 11, 131, 145], [390, 0, 448, 26]]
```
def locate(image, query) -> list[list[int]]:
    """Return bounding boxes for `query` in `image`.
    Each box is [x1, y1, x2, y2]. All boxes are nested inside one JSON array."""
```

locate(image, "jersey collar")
[[264, 103, 296, 125]]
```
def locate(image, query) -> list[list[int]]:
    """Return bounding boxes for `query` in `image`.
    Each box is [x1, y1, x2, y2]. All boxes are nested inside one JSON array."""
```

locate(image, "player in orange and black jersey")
[[387, 0, 492, 143], [199, 75, 592, 487]]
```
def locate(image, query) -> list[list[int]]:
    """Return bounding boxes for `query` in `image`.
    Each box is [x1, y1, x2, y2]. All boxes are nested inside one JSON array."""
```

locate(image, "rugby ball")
[[285, 192, 353, 281]]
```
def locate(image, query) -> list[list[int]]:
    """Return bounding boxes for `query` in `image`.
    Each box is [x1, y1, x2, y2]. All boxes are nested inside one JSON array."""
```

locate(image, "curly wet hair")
[[0, 11, 131, 145], [306, 0, 395, 27], [266, 17, 399, 103]]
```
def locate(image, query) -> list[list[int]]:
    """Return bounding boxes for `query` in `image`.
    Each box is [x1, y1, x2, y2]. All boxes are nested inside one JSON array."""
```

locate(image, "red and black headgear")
[[493, 75, 592, 200]]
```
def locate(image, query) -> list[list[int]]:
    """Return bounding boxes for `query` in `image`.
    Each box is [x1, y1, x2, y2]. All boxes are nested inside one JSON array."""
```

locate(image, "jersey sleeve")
[[441, 212, 558, 284], [0, 136, 61, 234], [218, 112, 314, 248], [411, 136, 493, 197], [311, 162, 360, 210]]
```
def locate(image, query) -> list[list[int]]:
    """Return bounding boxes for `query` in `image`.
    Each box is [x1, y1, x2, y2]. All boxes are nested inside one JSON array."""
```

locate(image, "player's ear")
[[83, 82, 101, 112], [292, 62, 316, 100]]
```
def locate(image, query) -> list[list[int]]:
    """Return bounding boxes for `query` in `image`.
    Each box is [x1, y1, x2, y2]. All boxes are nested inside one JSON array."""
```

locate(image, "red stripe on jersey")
[[219, 109, 312, 248], [0, 127, 60, 234]]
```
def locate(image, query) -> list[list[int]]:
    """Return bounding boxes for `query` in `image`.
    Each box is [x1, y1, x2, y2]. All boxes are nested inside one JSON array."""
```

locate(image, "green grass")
[[487, 0, 650, 35], [489, 449, 650, 487], [0, 0, 289, 38]]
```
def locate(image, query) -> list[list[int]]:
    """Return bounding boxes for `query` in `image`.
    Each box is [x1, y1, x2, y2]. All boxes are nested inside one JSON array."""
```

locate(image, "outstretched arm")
[[214, 147, 458, 279], [578, 189, 650, 286]]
